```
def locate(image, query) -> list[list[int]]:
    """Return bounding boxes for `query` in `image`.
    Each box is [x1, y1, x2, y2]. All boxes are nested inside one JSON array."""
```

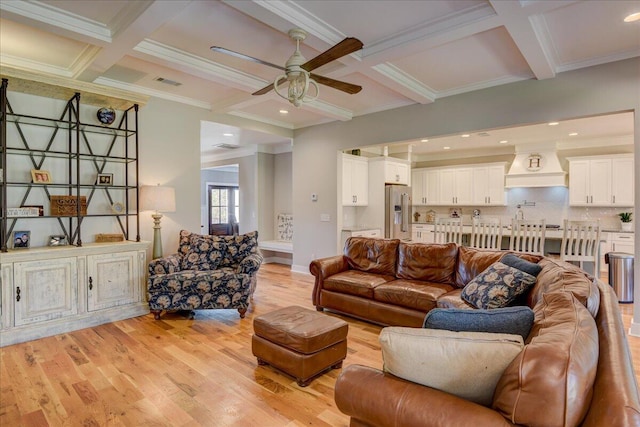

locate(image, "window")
[[208, 185, 239, 234]]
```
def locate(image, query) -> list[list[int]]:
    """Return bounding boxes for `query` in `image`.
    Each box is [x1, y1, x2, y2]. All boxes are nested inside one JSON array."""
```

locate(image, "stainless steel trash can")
[[605, 252, 634, 303]]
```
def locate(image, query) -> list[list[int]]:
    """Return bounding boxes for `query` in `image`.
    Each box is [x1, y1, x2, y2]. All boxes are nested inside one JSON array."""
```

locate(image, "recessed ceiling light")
[[443, 146, 451, 150], [624, 12, 640, 22], [279, 109, 289, 114], [421, 139, 429, 142], [223, 133, 233, 137], [461, 134, 470, 138], [499, 140, 508, 144], [569, 132, 578, 136], [548, 122, 559, 126]]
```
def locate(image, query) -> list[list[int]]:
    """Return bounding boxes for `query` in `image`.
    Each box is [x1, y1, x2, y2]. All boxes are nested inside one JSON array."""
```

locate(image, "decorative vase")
[[620, 222, 633, 231]]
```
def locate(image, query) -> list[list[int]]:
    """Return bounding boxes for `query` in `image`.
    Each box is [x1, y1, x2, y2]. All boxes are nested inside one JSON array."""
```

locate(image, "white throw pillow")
[[379, 327, 524, 406]]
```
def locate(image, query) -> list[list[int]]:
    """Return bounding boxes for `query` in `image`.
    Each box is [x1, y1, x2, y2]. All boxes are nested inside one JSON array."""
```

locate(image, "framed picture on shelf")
[[31, 169, 52, 184], [49, 235, 68, 246], [12, 231, 30, 249], [21, 204, 44, 216], [96, 173, 113, 185]]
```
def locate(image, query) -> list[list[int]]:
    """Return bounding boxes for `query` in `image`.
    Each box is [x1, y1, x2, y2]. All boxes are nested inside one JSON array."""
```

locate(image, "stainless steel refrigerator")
[[385, 184, 412, 240]]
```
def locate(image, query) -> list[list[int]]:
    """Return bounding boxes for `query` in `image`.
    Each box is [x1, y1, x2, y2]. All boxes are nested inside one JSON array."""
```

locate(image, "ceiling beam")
[[489, 0, 556, 80], [76, 1, 192, 81]]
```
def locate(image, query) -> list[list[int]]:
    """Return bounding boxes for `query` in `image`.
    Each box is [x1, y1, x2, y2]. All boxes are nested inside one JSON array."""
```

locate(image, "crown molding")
[[0, 0, 112, 42], [134, 39, 267, 91], [93, 77, 209, 110], [372, 63, 436, 103], [0, 65, 148, 109]]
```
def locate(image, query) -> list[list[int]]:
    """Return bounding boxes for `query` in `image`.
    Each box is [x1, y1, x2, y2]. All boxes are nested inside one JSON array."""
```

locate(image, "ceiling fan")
[[211, 28, 363, 107]]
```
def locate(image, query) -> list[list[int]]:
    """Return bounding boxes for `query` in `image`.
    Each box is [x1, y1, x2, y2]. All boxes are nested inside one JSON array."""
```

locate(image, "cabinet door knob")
[[16, 286, 21, 302], [89, 276, 93, 290]]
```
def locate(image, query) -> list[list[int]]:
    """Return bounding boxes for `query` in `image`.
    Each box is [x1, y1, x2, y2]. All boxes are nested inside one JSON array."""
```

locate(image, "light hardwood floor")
[[0, 263, 638, 426]]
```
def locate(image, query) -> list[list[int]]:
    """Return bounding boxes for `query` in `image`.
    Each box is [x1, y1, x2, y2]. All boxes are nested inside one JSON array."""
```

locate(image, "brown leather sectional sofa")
[[309, 237, 640, 427]]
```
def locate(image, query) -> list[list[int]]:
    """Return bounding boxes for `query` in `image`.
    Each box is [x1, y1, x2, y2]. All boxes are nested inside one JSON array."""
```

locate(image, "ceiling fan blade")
[[311, 74, 362, 94], [210, 46, 286, 71], [302, 37, 363, 72], [252, 83, 275, 96]]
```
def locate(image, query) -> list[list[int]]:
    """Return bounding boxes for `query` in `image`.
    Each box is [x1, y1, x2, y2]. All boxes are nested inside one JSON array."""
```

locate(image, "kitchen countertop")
[[342, 226, 381, 232]]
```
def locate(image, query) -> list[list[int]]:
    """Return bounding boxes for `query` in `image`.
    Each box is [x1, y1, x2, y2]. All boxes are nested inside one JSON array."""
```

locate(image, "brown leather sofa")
[[309, 237, 640, 427]]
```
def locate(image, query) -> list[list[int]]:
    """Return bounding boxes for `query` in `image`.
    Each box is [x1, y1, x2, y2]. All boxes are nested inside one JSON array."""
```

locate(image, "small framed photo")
[[31, 169, 52, 184], [49, 235, 68, 246], [12, 231, 30, 249], [21, 205, 44, 216], [96, 173, 113, 186]]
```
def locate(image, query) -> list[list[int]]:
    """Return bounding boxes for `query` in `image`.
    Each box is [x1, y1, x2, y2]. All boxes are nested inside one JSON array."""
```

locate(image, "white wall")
[[274, 152, 293, 214], [291, 58, 640, 282], [139, 97, 204, 257]]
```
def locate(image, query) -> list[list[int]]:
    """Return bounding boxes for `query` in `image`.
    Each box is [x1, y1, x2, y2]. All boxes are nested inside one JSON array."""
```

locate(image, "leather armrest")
[[309, 255, 348, 306], [335, 365, 514, 427]]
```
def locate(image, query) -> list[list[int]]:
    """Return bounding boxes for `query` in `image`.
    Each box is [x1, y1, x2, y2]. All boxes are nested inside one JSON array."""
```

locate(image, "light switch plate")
[[320, 213, 330, 222]]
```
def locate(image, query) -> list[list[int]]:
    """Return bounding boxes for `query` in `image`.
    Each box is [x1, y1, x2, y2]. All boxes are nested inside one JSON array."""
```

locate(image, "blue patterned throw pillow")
[[181, 234, 226, 271], [461, 262, 537, 309], [423, 306, 535, 340]]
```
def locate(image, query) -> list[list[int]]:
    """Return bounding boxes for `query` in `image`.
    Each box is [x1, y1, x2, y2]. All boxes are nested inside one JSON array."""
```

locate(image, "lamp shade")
[[140, 185, 176, 212]]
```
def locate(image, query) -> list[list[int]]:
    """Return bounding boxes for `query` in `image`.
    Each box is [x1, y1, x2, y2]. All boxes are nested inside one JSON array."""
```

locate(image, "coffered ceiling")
[[1, 1, 638, 157]]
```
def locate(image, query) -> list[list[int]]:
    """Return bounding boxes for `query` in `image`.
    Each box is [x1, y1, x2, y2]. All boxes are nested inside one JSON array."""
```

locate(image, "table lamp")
[[140, 184, 176, 259]]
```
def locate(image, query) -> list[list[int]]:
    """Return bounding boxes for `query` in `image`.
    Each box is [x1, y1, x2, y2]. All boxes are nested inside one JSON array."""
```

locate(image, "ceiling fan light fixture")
[[274, 70, 319, 107]]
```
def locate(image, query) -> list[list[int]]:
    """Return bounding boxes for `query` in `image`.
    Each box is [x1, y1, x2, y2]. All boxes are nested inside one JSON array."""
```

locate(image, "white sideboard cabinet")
[[0, 241, 149, 346]]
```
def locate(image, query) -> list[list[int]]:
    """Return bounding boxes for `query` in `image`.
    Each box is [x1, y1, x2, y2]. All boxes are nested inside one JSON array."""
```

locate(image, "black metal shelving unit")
[[0, 78, 140, 252]]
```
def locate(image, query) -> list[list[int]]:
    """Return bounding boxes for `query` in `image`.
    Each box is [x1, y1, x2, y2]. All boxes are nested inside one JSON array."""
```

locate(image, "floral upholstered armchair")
[[147, 230, 263, 320]]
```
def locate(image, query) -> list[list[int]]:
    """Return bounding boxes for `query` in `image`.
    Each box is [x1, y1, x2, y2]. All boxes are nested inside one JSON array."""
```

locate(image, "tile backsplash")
[[412, 187, 631, 229]]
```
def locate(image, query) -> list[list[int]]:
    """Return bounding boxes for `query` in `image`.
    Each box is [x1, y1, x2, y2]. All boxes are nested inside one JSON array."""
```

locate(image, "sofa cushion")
[[493, 291, 599, 426], [178, 230, 259, 268], [528, 258, 600, 317], [324, 270, 394, 298], [461, 262, 537, 309], [500, 253, 542, 276], [344, 237, 400, 276], [423, 306, 535, 340], [380, 327, 524, 406], [455, 246, 542, 288], [396, 242, 458, 283], [374, 279, 454, 311], [436, 289, 475, 309], [218, 231, 259, 267], [181, 234, 227, 271]]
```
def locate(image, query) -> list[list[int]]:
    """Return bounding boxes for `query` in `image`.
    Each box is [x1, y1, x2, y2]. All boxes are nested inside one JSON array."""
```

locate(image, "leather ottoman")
[[252, 305, 348, 387]]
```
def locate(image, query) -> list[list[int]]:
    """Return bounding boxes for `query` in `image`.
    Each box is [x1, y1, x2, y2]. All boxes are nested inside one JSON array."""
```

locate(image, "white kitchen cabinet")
[[569, 155, 633, 206], [412, 169, 439, 205], [439, 167, 473, 205], [609, 232, 635, 254], [13, 257, 78, 326], [350, 229, 382, 238], [611, 157, 635, 206], [472, 164, 507, 206], [385, 161, 410, 185], [342, 154, 369, 206], [412, 224, 434, 243], [87, 251, 141, 311], [0, 241, 149, 347]]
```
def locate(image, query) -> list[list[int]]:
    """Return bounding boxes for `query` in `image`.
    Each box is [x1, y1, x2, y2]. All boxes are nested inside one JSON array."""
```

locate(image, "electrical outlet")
[[311, 193, 318, 202], [320, 214, 330, 222]]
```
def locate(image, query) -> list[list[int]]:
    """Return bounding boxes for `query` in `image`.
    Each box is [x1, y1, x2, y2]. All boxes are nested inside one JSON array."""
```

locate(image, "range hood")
[[505, 143, 567, 188]]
